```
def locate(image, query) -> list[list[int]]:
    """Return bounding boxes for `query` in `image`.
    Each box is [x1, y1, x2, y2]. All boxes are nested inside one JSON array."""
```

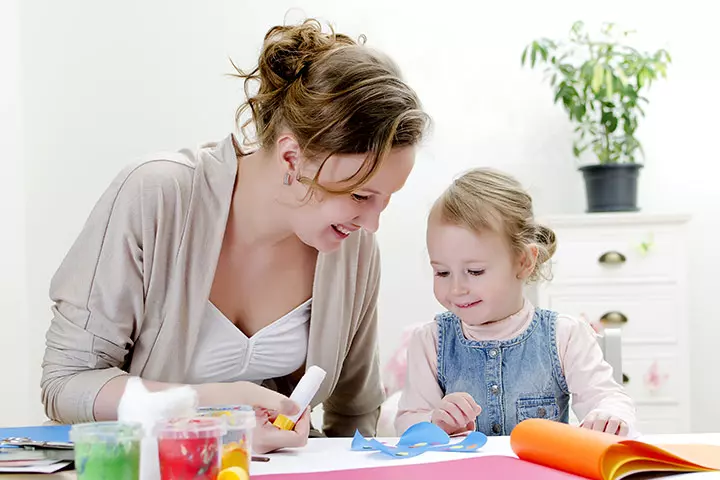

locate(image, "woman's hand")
[[196, 381, 310, 453], [253, 407, 311, 454], [196, 381, 299, 416]]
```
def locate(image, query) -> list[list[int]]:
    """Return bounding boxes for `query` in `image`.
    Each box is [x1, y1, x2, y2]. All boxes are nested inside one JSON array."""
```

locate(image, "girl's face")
[[287, 146, 416, 253], [427, 220, 533, 325]]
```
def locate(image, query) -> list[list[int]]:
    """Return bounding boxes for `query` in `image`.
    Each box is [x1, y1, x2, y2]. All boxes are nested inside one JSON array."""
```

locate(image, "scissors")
[[0, 437, 74, 450]]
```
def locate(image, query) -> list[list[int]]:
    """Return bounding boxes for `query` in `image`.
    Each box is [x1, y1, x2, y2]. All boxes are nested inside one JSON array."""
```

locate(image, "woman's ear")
[[276, 134, 301, 179], [517, 244, 539, 280]]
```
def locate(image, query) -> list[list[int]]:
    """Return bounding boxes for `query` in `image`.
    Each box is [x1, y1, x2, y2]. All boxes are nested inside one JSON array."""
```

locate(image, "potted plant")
[[521, 21, 671, 212]]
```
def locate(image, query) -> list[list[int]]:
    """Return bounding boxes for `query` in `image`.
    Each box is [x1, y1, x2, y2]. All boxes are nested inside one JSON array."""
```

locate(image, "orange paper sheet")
[[511, 419, 720, 480]]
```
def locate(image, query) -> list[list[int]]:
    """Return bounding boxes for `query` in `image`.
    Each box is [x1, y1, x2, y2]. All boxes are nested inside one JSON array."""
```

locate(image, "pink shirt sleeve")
[[556, 314, 636, 428], [394, 322, 441, 435]]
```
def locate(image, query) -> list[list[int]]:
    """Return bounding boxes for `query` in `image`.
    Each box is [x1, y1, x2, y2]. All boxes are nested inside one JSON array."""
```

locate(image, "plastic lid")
[[197, 405, 256, 429], [155, 417, 226, 439], [70, 421, 144, 443]]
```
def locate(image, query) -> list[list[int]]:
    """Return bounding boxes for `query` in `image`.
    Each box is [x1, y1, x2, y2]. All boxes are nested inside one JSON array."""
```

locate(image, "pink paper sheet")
[[255, 455, 587, 479]]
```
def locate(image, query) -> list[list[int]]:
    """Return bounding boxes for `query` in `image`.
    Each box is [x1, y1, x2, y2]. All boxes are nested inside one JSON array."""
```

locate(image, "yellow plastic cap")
[[272, 414, 296, 431]]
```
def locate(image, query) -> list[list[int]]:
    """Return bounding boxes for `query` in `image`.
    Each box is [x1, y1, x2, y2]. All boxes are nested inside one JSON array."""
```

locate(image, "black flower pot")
[[579, 163, 643, 213]]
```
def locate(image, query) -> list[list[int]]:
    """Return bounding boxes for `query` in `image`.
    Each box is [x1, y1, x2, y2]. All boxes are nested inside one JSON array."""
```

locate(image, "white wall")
[[0, 0, 31, 427], [5, 0, 718, 431]]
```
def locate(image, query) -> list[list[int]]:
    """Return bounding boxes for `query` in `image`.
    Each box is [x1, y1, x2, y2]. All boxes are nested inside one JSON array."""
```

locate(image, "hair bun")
[[261, 20, 355, 86], [535, 224, 558, 259]]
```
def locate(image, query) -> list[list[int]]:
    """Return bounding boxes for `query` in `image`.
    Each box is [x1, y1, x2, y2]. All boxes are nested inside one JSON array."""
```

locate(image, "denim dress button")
[[537, 407, 547, 417], [489, 349, 498, 358], [490, 384, 499, 395], [492, 423, 502, 434]]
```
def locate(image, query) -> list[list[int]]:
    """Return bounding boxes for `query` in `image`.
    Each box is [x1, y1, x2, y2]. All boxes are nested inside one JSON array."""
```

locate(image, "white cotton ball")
[[117, 378, 198, 480]]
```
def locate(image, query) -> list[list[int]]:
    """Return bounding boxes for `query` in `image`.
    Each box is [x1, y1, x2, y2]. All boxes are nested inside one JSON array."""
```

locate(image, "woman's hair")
[[232, 18, 429, 195], [431, 168, 557, 282]]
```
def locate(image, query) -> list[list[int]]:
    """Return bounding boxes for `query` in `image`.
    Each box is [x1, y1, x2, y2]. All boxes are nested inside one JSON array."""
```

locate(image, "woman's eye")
[[468, 269, 485, 276], [351, 193, 370, 202], [434, 271, 449, 278]]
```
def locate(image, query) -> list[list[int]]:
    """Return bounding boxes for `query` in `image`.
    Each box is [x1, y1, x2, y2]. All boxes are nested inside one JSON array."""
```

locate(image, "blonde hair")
[[431, 168, 557, 282], [231, 19, 429, 196]]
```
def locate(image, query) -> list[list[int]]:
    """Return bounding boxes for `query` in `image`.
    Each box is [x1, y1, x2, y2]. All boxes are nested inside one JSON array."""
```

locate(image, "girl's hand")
[[431, 392, 482, 435], [580, 410, 629, 436]]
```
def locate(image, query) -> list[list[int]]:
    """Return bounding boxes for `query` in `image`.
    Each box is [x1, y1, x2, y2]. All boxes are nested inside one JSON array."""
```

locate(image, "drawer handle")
[[600, 311, 628, 325], [598, 251, 626, 265]]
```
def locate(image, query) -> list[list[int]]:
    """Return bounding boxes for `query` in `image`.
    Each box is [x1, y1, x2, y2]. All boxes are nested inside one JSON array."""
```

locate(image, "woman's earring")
[[283, 172, 293, 186]]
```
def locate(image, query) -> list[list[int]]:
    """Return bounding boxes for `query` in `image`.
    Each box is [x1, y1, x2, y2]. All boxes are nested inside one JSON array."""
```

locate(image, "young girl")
[[395, 168, 636, 437]]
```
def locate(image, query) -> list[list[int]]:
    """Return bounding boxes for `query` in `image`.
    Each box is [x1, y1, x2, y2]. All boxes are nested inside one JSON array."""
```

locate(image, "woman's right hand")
[[196, 381, 309, 453], [197, 381, 299, 417], [253, 407, 311, 454]]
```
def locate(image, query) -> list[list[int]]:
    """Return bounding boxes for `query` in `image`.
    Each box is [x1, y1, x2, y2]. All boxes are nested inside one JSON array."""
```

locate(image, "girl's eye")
[[468, 269, 485, 276], [434, 271, 450, 278], [351, 193, 370, 202]]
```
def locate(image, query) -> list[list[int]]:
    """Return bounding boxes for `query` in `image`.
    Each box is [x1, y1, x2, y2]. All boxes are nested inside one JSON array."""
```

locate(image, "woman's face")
[[288, 146, 416, 253]]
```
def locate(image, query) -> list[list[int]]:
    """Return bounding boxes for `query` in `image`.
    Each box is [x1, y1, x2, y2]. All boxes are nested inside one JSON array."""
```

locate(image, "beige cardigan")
[[40, 134, 384, 436]]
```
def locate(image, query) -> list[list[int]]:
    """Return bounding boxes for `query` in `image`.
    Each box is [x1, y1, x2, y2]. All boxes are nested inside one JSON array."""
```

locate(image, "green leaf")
[[554, 81, 567, 104], [592, 63, 604, 92], [605, 70, 614, 97], [539, 44, 549, 61], [601, 111, 619, 133], [572, 104, 586, 120], [521, 46, 528, 66], [616, 69, 628, 85]]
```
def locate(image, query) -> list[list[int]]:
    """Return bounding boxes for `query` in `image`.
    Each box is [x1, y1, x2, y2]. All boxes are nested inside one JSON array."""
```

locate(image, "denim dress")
[[436, 308, 570, 436]]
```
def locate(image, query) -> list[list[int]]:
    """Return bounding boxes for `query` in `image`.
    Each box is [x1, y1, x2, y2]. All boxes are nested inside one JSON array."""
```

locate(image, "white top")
[[185, 299, 312, 384]]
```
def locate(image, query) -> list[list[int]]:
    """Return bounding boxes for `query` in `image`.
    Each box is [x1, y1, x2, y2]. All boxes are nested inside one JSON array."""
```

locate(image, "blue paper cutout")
[[351, 423, 487, 459], [396, 422, 449, 446]]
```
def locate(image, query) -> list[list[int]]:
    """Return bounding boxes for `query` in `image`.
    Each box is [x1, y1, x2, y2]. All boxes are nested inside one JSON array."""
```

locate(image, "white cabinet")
[[536, 213, 691, 434]]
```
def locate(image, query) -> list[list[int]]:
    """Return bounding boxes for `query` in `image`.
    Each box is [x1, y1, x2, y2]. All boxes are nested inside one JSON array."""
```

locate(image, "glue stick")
[[273, 365, 327, 431]]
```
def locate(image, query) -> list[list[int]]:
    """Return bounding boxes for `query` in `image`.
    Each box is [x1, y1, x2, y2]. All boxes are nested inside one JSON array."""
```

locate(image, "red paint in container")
[[156, 417, 226, 480]]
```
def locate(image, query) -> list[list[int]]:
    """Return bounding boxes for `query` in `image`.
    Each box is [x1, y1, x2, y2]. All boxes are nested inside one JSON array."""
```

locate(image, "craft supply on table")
[[351, 421, 487, 459], [218, 465, 251, 480], [253, 455, 585, 480], [0, 424, 73, 450], [69, 421, 143, 480], [155, 417, 225, 480], [273, 366, 326, 431], [198, 404, 255, 476]]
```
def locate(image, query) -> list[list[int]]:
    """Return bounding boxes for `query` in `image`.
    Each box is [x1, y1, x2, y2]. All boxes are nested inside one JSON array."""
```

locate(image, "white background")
[[1, 0, 717, 431]]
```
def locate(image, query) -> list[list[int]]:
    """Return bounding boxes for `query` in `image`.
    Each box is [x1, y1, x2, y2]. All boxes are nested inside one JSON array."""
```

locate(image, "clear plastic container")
[[198, 405, 256, 475], [156, 417, 226, 480], [70, 421, 143, 480]]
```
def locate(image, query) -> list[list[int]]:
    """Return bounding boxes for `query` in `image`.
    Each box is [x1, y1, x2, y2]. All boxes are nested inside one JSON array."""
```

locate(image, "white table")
[[5, 433, 720, 479], [251, 434, 720, 478]]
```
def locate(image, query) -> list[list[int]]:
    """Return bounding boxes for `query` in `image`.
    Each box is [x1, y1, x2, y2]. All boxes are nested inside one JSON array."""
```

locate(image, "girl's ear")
[[516, 244, 539, 280]]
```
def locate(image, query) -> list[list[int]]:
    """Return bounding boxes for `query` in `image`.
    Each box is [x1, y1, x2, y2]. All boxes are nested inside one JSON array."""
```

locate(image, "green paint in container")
[[70, 421, 143, 480]]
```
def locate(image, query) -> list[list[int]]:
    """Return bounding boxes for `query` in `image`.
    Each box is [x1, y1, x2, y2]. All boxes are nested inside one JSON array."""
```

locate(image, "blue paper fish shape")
[[351, 422, 488, 459]]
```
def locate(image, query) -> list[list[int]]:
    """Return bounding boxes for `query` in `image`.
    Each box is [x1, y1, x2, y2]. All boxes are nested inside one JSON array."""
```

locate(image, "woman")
[[40, 18, 429, 453]]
